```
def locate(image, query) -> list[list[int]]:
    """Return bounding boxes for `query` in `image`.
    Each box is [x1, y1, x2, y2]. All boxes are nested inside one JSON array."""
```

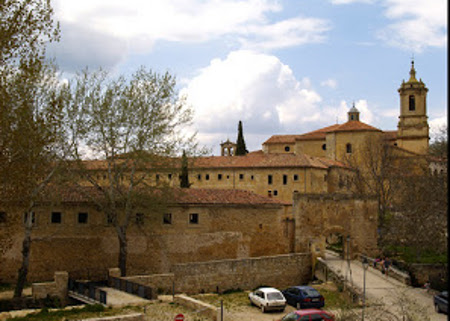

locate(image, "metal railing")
[[108, 276, 153, 300], [68, 279, 107, 305]]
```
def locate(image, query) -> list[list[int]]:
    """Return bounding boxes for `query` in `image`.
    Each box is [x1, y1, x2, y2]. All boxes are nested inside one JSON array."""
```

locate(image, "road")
[[323, 252, 447, 321]]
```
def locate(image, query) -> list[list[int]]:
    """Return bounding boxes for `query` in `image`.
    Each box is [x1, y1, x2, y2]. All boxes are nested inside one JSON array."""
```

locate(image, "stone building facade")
[[0, 189, 293, 282]]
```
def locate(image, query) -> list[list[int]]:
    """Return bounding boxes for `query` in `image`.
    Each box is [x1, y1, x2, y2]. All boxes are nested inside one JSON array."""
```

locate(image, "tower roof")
[[407, 60, 418, 83]]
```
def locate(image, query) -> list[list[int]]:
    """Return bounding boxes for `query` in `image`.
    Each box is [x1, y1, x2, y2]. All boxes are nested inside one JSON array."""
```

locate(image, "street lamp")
[[362, 257, 369, 321]]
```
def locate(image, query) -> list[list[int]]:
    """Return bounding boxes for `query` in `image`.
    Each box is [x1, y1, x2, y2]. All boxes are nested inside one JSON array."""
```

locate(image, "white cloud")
[[330, 0, 373, 4], [181, 50, 327, 153], [51, 0, 331, 69], [429, 116, 448, 141], [378, 0, 447, 52], [329, 0, 447, 51], [320, 79, 338, 89], [238, 17, 331, 50], [52, 0, 324, 51]]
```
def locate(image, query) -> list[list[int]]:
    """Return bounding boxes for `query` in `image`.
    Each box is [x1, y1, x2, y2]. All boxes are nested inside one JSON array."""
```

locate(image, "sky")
[[47, 0, 448, 155]]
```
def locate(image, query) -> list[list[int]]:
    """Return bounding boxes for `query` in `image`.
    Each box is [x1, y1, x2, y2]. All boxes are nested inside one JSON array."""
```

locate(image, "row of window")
[[0, 211, 200, 226]]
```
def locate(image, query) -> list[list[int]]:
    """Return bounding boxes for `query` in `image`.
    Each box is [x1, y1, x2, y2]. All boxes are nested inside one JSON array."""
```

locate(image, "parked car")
[[278, 309, 335, 321], [248, 287, 286, 312], [434, 291, 448, 314], [282, 286, 325, 309]]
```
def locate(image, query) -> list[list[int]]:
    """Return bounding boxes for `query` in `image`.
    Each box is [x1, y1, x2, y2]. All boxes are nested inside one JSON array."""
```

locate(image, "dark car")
[[434, 291, 448, 314], [282, 286, 325, 309], [278, 309, 335, 321]]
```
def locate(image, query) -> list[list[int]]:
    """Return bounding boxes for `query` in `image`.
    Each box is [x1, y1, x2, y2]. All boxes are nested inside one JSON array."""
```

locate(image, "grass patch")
[[9, 304, 111, 321], [192, 291, 251, 310], [314, 284, 358, 310]]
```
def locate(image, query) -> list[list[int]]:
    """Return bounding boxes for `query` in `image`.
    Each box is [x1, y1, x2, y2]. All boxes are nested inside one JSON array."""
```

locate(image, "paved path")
[[98, 287, 150, 307], [324, 252, 446, 321]]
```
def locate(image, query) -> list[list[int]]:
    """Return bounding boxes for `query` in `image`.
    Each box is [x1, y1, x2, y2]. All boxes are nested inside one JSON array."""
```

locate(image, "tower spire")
[[408, 58, 418, 83]]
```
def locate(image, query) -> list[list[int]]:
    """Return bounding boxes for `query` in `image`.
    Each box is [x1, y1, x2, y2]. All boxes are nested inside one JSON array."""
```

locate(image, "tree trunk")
[[14, 215, 33, 298], [117, 227, 127, 276]]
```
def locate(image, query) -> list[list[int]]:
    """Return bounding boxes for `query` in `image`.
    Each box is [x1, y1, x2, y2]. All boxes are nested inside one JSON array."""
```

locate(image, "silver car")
[[248, 287, 286, 313]]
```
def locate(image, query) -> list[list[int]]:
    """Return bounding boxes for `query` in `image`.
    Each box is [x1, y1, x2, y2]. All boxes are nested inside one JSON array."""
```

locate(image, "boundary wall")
[[171, 253, 311, 294]]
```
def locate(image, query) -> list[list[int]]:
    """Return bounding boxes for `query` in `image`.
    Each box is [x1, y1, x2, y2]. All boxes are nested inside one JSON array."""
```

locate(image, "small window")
[[168, 174, 172, 180], [197, 174, 201, 180], [322, 144, 326, 150], [135, 213, 144, 225], [239, 174, 244, 180], [156, 174, 160, 182], [346, 143, 352, 154], [284, 146, 290, 152], [189, 213, 199, 224], [293, 174, 299, 181], [409, 95, 415, 111], [51, 212, 62, 224], [107, 215, 114, 225], [273, 190, 278, 196], [205, 174, 210, 180], [218, 174, 222, 180], [283, 175, 287, 185], [226, 175, 230, 179], [268, 175, 273, 185], [78, 212, 88, 224], [163, 213, 172, 225], [251, 175, 254, 180], [0, 212, 6, 224]]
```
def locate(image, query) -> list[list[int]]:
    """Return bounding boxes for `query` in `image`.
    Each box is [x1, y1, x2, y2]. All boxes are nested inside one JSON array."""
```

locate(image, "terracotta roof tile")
[[263, 135, 303, 144], [37, 186, 286, 206], [295, 124, 341, 141], [81, 152, 346, 170], [173, 188, 287, 205], [325, 120, 381, 133], [383, 130, 398, 141], [191, 153, 345, 169]]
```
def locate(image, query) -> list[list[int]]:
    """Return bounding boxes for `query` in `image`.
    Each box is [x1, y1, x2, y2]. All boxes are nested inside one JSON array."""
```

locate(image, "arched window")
[[409, 95, 415, 111], [346, 143, 352, 154]]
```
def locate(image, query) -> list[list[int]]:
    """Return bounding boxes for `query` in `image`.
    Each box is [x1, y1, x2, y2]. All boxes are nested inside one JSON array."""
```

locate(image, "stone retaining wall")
[[77, 313, 144, 321], [171, 253, 311, 294], [32, 271, 69, 305], [174, 294, 219, 321]]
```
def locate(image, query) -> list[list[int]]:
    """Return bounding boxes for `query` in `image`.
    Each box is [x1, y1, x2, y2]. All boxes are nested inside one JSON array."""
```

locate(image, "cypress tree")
[[180, 150, 190, 188], [235, 120, 248, 156]]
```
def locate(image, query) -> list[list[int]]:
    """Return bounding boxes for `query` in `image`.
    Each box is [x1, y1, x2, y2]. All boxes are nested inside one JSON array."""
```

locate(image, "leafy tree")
[[429, 125, 447, 158], [64, 67, 195, 276], [0, 0, 61, 297], [0, 0, 59, 73], [180, 150, 190, 188], [235, 120, 247, 156]]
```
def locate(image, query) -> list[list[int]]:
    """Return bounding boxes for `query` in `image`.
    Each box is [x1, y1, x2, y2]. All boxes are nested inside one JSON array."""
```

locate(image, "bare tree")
[[344, 135, 412, 243], [63, 67, 196, 276]]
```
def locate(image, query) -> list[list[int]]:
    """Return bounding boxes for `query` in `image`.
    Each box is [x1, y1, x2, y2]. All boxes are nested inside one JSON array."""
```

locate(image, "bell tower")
[[397, 60, 429, 154]]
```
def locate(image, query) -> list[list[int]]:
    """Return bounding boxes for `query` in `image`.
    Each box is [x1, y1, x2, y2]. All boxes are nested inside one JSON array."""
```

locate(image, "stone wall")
[[171, 253, 311, 294], [0, 202, 289, 283], [32, 271, 69, 305], [408, 264, 448, 289], [122, 273, 175, 295], [294, 193, 378, 258]]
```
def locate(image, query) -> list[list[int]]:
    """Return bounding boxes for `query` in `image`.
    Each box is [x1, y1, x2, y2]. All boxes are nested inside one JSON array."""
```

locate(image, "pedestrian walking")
[[384, 257, 391, 277]]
